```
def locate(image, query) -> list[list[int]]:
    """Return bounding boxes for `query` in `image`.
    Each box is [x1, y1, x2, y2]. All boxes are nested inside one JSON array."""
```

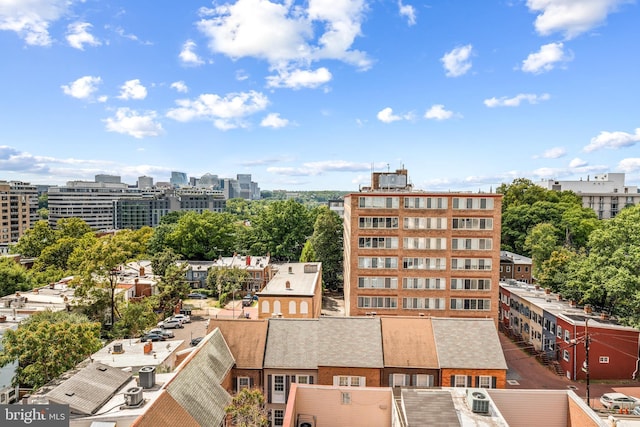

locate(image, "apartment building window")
[[505, 266, 511, 272], [359, 236, 399, 249], [403, 217, 447, 230], [359, 216, 399, 229], [403, 277, 445, 289], [452, 197, 494, 210], [450, 278, 491, 290], [450, 298, 491, 311], [404, 197, 447, 209], [403, 257, 446, 270], [451, 218, 493, 230], [451, 258, 492, 270], [563, 350, 570, 362], [404, 237, 446, 250], [272, 409, 284, 426], [403, 297, 445, 309], [599, 356, 609, 364], [358, 277, 398, 289], [334, 376, 366, 387], [358, 257, 398, 269], [359, 196, 399, 208], [451, 238, 492, 250], [357, 296, 398, 309], [564, 330, 570, 342]]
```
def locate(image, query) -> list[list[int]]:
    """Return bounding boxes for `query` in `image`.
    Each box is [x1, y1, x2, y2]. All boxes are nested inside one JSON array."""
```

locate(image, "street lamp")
[[108, 269, 119, 328], [232, 288, 237, 319]]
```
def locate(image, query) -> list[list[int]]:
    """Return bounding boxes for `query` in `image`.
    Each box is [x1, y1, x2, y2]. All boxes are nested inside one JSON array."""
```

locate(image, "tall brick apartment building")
[[343, 169, 502, 322]]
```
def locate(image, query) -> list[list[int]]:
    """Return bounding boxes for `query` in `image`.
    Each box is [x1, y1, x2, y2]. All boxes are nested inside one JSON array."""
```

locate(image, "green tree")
[[537, 247, 579, 292], [299, 240, 316, 262], [0, 258, 31, 297], [56, 217, 93, 239], [153, 264, 190, 318], [249, 199, 313, 261], [563, 204, 640, 325], [147, 223, 176, 255], [11, 220, 56, 257], [166, 211, 237, 260], [150, 247, 180, 277], [113, 300, 158, 338], [524, 222, 559, 278], [224, 388, 269, 427], [206, 266, 249, 304], [0, 311, 102, 390], [308, 206, 343, 289]]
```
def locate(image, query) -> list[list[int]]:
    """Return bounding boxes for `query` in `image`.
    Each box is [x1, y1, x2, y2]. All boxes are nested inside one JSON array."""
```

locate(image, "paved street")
[[500, 331, 640, 411]]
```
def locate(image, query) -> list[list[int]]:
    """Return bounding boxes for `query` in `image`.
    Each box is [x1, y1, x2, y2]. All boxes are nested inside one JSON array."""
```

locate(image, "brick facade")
[[440, 368, 506, 389]]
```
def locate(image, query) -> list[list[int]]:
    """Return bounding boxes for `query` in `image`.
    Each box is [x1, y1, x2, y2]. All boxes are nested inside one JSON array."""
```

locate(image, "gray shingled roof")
[[263, 319, 319, 369], [402, 389, 461, 427], [45, 362, 132, 415], [317, 317, 383, 368], [166, 328, 234, 427], [431, 318, 507, 369]]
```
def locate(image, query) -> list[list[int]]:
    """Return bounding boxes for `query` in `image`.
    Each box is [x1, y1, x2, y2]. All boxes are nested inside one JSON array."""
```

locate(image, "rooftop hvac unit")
[[124, 387, 144, 407], [112, 343, 124, 354], [139, 366, 156, 389], [467, 389, 489, 414]]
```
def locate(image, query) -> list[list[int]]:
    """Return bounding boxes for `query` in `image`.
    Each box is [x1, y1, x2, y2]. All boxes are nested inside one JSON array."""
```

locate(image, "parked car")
[[600, 393, 640, 410], [172, 314, 191, 324], [148, 328, 174, 339], [632, 406, 640, 416], [242, 295, 253, 307], [187, 293, 208, 299], [141, 333, 167, 342], [158, 318, 184, 329], [190, 337, 203, 346]]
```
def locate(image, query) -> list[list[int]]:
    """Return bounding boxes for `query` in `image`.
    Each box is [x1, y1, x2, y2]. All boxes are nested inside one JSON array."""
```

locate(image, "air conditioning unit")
[[297, 414, 316, 427], [124, 386, 144, 407], [466, 389, 489, 414], [139, 366, 156, 389], [112, 343, 124, 354]]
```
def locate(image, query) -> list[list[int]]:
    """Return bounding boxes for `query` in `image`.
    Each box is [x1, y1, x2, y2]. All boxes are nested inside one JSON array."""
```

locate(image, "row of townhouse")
[[207, 316, 507, 426], [500, 281, 640, 381], [343, 170, 503, 322]]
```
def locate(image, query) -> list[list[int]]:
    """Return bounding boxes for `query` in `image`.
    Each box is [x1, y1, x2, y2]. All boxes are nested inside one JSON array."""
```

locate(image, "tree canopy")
[[303, 206, 343, 290], [0, 257, 31, 297], [224, 388, 269, 427]]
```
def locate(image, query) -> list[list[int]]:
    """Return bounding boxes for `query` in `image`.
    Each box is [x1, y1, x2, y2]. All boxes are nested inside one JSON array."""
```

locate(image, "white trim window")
[[359, 196, 399, 208], [334, 376, 366, 387], [237, 376, 250, 391], [357, 296, 398, 309], [599, 356, 610, 364], [272, 409, 284, 426], [272, 375, 285, 404], [296, 375, 310, 384], [403, 217, 447, 230], [563, 350, 570, 362], [454, 375, 468, 387], [478, 376, 492, 388], [415, 374, 434, 387], [359, 277, 398, 289]]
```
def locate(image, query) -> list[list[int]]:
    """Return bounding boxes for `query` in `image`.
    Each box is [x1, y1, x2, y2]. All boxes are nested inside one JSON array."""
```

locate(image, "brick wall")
[[317, 367, 382, 387], [440, 368, 506, 389]]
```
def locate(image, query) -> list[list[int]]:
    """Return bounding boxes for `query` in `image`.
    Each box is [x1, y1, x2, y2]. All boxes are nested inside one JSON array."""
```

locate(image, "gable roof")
[[45, 362, 132, 415], [207, 319, 268, 369], [317, 317, 383, 368], [264, 319, 319, 369], [133, 328, 234, 427], [380, 317, 439, 368], [431, 318, 507, 370]]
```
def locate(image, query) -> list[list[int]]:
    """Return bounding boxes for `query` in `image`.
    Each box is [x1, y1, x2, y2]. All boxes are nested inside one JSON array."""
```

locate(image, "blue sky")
[[1, 0, 639, 191]]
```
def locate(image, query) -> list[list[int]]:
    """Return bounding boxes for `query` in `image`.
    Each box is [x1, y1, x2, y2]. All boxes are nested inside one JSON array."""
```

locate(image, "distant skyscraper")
[[0, 181, 38, 244], [137, 176, 153, 189], [170, 171, 188, 187], [199, 173, 220, 189], [95, 174, 121, 184]]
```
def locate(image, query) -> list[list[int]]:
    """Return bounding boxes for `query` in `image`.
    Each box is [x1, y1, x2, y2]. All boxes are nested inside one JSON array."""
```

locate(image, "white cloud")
[[522, 42, 571, 74], [569, 158, 587, 168], [398, 1, 417, 26], [268, 160, 383, 176], [377, 107, 403, 123], [179, 39, 204, 66], [170, 81, 188, 93], [527, 0, 629, 39], [261, 113, 290, 128], [424, 104, 455, 121], [484, 93, 550, 107], [441, 45, 473, 77], [236, 70, 249, 81], [0, 0, 74, 46], [166, 90, 269, 130], [584, 128, 640, 152], [61, 76, 102, 100], [66, 22, 101, 50], [266, 67, 332, 89], [618, 158, 640, 173], [104, 108, 163, 139], [196, 0, 371, 75], [538, 146, 566, 159], [118, 79, 148, 100]]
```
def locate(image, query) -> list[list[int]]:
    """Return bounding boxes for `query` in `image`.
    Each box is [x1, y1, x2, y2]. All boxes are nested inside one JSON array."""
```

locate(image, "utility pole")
[[585, 318, 591, 407]]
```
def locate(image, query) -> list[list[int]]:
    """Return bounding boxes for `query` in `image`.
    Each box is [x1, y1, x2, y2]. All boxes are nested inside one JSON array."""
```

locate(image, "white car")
[[172, 314, 191, 324], [157, 318, 184, 329], [148, 328, 174, 339], [600, 393, 640, 410]]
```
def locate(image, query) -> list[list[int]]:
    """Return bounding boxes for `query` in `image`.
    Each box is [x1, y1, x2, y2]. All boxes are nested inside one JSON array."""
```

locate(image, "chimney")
[[139, 266, 145, 276], [288, 266, 293, 274], [246, 255, 251, 266], [286, 281, 291, 290]]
